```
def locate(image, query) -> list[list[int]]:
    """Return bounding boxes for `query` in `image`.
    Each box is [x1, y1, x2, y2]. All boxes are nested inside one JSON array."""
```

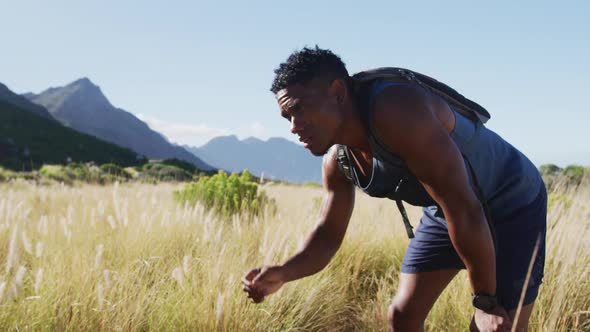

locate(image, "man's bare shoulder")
[[373, 84, 432, 121], [371, 84, 442, 158], [322, 145, 352, 191]]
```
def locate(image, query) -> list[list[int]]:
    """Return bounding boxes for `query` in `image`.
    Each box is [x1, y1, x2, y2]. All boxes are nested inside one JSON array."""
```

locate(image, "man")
[[242, 46, 546, 332]]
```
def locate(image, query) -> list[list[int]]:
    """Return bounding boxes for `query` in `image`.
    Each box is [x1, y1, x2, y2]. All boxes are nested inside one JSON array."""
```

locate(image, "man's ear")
[[329, 79, 348, 104]]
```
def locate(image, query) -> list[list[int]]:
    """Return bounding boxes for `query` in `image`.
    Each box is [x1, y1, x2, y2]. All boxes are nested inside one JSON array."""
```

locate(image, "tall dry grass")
[[0, 178, 587, 331]]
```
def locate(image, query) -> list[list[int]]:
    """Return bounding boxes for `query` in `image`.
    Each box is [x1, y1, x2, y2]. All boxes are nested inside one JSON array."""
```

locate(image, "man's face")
[[276, 78, 343, 156]]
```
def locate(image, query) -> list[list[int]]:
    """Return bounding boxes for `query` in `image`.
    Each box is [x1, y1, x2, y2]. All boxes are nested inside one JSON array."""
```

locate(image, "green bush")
[[539, 164, 562, 177], [161, 158, 197, 174], [14, 171, 39, 181], [65, 162, 92, 181], [100, 163, 131, 179], [174, 169, 276, 218], [39, 165, 74, 184], [124, 167, 140, 179], [563, 165, 585, 186], [0, 167, 39, 182], [2, 160, 209, 185], [0, 167, 16, 181], [539, 164, 588, 190], [141, 163, 192, 182]]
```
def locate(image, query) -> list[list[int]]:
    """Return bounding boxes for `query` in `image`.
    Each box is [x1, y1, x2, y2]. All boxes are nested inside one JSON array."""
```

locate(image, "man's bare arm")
[[278, 145, 355, 282]]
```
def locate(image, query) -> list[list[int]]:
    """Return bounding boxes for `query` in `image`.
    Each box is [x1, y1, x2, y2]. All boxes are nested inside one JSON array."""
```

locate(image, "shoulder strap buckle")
[[336, 145, 354, 183]]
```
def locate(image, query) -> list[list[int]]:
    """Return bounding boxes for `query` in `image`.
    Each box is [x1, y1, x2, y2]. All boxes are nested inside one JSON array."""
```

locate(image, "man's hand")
[[472, 306, 512, 332], [241, 266, 285, 303]]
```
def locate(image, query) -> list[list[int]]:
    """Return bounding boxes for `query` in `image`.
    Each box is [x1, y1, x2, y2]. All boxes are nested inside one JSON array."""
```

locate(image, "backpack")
[[337, 68, 497, 246], [351, 67, 490, 124]]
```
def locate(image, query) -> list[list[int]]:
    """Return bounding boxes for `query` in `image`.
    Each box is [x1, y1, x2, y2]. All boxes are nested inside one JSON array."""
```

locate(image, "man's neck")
[[335, 101, 371, 154]]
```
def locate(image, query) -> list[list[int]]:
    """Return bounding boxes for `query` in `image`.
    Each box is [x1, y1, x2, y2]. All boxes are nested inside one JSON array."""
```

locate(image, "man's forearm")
[[278, 224, 340, 282], [447, 207, 497, 295]]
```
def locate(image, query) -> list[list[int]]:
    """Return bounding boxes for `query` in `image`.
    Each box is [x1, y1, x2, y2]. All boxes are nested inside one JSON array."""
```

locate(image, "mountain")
[[0, 82, 55, 121], [0, 99, 143, 170], [186, 136, 322, 184], [24, 78, 213, 170]]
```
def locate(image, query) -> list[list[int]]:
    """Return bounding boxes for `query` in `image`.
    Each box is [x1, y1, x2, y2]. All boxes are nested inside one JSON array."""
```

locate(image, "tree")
[[539, 164, 562, 177]]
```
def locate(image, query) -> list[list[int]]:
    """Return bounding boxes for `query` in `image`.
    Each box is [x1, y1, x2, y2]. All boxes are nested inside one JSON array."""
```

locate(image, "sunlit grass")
[[0, 178, 587, 331]]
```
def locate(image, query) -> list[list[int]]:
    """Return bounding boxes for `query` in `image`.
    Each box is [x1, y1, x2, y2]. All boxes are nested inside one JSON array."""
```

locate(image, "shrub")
[[539, 164, 562, 177], [66, 162, 92, 181], [100, 163, 131, 179], [84, 165, 104, 183], [14, 171, 39, 181], [0, 167, 17, 181], [39, 165, 73, 184], [124, 167, 140, 179], [174, 169, 276, 218], [160, 158, 197, 174], [141, 163, 192, 182], [540, 164, 587, 190], [0, 167, 39, 182], [563, 165, 585, 186]]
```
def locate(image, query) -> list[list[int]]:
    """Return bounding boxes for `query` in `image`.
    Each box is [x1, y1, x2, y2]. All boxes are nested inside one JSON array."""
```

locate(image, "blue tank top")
[[350, 81, 543, 219]]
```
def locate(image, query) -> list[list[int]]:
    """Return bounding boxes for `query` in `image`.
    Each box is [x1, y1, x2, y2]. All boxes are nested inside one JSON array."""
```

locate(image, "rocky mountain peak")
[[61, 77, 111, 108]]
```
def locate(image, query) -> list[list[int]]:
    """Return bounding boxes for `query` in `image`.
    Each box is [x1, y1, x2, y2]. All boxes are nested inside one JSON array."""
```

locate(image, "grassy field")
[[0, 179, 588, 331]]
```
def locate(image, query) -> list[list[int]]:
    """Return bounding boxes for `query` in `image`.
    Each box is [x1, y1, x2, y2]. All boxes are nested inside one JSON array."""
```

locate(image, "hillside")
[[0, 100, 143, 170], [0, 82, 55, 121]]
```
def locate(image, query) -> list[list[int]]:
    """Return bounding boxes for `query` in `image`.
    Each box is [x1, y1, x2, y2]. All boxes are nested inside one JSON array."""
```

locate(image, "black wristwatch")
[[472, 294, 498, 311]]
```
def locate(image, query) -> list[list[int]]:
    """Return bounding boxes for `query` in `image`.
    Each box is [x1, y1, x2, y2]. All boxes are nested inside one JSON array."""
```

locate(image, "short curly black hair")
[[270, 46, 349, 94]]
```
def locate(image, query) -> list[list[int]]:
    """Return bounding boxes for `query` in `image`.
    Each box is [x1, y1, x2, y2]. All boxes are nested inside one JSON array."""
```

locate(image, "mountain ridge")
[[186, 135, 322, 184], [25, 78, 213, 170], [0, 82, 55, 121]]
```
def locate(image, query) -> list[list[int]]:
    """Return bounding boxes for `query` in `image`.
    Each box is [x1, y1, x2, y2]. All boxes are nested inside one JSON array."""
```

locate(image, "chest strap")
[[336, 144, 496, 251], [337, 144, 415, 238]]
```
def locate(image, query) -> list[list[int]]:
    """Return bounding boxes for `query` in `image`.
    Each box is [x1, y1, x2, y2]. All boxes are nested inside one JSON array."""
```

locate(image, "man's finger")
[[247, 289, 264, 303], [243, 286, 262, 298], [241, 268, 261, 285], [242, 284, 257, 291]]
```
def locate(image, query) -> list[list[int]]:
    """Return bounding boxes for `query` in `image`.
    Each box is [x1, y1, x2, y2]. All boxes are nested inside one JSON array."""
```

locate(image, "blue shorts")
[[401, 186, 547, 310]]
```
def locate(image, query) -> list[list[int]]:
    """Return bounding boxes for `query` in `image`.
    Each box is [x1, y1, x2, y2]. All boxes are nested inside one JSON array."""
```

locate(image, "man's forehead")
[[277, 85, 306, 100], [276, 81, 325, 105]]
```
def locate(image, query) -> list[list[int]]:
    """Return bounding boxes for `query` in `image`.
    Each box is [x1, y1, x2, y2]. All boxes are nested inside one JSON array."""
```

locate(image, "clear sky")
[[1, 1, 588, 167]]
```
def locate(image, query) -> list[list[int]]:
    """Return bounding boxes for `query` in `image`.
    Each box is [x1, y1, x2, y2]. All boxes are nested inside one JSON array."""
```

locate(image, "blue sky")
[[1, 1, 588, 167]]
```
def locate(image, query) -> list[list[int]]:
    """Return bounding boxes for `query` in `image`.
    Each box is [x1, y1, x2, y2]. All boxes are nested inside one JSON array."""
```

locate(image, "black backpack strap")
[[396, 199, 415, 238], [391, 177, 413, 238], [352, 67, 490, 124], [394, 157, 496, 244], [335, 144, 354, 183]]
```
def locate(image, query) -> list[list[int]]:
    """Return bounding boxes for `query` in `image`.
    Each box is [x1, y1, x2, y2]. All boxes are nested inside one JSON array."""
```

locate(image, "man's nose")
[[290, 115, 305, 134]]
